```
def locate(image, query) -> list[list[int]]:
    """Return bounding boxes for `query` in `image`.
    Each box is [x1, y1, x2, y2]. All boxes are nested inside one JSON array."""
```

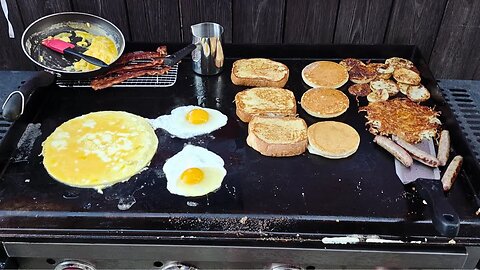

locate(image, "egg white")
[[163, 145, 226, 197], [151, 105, 228, 139]]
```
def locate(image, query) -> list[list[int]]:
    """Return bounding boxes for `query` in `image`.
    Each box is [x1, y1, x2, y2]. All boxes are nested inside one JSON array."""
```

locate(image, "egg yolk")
[[186, 109, 209, 124], [180, 167, 204, 185]]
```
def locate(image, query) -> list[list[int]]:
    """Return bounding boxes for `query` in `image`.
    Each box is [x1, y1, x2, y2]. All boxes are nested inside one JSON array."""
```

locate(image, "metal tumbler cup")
[[191, 22, 224, 75]]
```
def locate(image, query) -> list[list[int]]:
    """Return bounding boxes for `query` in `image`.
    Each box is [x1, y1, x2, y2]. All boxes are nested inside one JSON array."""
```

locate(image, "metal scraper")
[[395, 139, 460, 237]]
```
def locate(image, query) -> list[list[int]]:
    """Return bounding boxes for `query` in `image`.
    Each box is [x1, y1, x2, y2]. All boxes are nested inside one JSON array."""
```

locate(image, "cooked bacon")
[[91, 66, 171, 90], [114, 46, 167, 65], [105, 58, 164, 76], [90, 46, 169, 90]]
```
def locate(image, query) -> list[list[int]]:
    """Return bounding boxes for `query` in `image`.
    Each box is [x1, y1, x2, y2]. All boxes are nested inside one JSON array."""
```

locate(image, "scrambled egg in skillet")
[[53, 31, 118, 72]]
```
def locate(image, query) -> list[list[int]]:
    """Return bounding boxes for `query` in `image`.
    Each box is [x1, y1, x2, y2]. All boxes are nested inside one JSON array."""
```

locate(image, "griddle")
[[1, 44, 479, 247]]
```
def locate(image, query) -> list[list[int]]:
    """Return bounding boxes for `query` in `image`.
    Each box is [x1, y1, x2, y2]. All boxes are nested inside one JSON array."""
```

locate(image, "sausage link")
[[437, 130, 450, 166], [392, 136, 440, 167], [441, 155, 463, 191], [374, 135, 413, 167]]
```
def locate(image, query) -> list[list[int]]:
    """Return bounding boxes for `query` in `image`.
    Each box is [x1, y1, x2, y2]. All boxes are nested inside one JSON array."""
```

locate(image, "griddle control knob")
[[54, 260, 96, 270], [161, 261, 198, 270], [270, 264, 302, 270]]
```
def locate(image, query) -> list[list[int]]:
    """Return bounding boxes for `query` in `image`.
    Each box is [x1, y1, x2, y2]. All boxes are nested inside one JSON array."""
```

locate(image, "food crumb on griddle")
[[239, 216, 248, 224]]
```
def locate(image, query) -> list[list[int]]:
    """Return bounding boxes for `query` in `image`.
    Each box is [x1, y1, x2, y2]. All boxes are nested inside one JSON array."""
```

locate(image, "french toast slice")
[[231, 58, 289, 88], [247, 116, 307, 157], [234, 87, 296, 122]]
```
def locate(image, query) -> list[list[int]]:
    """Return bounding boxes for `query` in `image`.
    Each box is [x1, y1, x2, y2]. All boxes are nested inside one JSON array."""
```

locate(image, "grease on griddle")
[[167, 215, 292, 233], [13, 123, 42, 162]]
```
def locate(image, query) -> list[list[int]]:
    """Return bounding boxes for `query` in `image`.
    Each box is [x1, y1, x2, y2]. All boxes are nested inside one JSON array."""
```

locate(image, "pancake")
[[42, 111, 158, 190], [301, 88, 349, 118], [307, 121, 360, 159], [301, 61, 349, 88]]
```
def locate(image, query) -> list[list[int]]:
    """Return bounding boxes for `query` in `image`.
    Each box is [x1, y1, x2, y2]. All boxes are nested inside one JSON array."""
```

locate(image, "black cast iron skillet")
[[2, 12, 125, 122]]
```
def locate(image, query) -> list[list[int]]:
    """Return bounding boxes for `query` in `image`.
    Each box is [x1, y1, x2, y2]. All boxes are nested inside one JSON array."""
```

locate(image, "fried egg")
[[163, 145, 226, 197], [151, 106, 228, 139]]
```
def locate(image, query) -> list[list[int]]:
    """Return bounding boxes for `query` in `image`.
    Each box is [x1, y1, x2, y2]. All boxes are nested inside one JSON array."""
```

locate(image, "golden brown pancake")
[[42, 111, 158, 190], [307, 121, 360, 159], [301, 88, 349, 118], [359, 98, 440, 143], [301, 61, 349, 88]]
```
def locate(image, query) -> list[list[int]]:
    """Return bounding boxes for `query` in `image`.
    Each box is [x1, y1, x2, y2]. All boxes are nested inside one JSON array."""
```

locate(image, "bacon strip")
[[104, 58, 164, 76], [91, 67, 171, 90], [114, 46, 167, 65], [90, 46, 169, 90]]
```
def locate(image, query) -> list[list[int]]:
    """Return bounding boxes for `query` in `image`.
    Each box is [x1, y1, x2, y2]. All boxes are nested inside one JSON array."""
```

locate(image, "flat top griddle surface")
[[0, 44, 479, 240]]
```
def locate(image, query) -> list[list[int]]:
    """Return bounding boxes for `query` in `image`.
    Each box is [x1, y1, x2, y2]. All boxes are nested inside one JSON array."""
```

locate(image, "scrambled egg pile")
[[54, 31, 118, 72]]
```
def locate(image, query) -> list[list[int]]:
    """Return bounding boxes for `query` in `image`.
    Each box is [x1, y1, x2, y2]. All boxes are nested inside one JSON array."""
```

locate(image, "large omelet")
[[42, 111, 158, 191]]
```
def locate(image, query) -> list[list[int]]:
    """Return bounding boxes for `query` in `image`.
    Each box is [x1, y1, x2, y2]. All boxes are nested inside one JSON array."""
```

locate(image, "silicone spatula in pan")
[[41, 38, 109, 68]]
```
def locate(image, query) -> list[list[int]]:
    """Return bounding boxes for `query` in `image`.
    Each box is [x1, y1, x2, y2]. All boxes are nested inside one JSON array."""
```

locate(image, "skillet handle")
[[2, 71, 55, 122], [416, 178, 460, 237]]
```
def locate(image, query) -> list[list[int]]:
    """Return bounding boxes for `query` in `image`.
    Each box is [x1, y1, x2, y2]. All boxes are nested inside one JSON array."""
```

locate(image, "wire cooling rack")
[[56, 64, 178, 88]]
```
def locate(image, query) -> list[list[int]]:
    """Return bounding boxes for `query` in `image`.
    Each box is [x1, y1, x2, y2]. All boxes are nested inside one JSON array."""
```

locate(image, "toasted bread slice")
[[393, 68, 421, 85], [407, 84, 430, 102], [301, 88, 349, 118], [235, 87, 296, 122], [247, 116, 307, 157], [231, 58, 289, 88], [348, 83, 371, 97], [307, 121, 360, 159], [302, 61, 349, 88], [367, 89, 389, 103], [370, 79, 399, 96]]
